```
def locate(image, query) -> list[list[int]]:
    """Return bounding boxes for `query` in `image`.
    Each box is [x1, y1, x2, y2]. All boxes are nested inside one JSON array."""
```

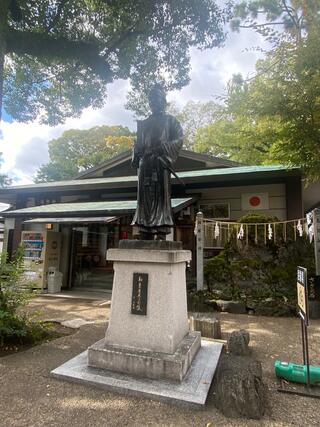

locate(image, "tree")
[[194, 1, 320, 178], [194, 115, 283, 164], [0, 153, 10, 187], [230, 0, 318, 45], [0, 0, 229, 124], [168, 100, 224, 149], [35, 125, 134, 182]]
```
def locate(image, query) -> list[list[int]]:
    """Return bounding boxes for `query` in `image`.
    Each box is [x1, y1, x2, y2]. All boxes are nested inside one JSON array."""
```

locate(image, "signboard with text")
[[297, 266, 308, 325], [131, 273, 148, 315]]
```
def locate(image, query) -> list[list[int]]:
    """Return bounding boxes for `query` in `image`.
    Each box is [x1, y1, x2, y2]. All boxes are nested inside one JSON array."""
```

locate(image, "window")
[[199, 203, 230, 220]]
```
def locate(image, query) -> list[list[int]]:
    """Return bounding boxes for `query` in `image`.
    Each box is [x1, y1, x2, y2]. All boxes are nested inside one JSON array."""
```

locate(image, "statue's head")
[[148, 84, 166, 114]]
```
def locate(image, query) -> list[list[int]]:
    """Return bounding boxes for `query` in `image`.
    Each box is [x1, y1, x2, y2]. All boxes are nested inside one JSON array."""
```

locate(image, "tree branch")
[[239, 22, 285, 28], [46, 0, 69, 32], [6, 28, 113, 81]]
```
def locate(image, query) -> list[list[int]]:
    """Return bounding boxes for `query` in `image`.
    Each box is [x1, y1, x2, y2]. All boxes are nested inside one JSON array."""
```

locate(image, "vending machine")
[[21, 230, 61, 290]]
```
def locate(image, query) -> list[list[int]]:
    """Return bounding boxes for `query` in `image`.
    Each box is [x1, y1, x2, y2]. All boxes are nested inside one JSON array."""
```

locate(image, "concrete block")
[[105, 247, 191, 354], [88, 332, 201, 381], [190, 314, 221, 339], [51, 339, 223, 407]]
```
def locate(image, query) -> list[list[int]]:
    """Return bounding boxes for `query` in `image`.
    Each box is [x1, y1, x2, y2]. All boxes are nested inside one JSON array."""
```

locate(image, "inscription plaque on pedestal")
[[131, 273, 148, 315]]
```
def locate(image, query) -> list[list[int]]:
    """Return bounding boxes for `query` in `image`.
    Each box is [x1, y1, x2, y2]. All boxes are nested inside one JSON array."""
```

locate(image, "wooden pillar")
[[196, 211, 204, 291], [286, 176, 303, 219], [2, 218, 15, 255], [11, 218, 23, 256], [313, 209, 320, 275]]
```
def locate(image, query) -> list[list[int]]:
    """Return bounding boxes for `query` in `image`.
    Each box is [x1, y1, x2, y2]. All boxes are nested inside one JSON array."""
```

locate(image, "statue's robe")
[[131, 112, 183, 235]]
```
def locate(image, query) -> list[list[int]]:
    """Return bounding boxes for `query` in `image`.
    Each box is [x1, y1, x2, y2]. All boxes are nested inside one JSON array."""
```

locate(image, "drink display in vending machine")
[[21, 231, 45, 287], [21, 230, 61, 289]]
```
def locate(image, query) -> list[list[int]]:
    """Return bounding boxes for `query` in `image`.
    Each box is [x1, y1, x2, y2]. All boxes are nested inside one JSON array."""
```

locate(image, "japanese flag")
[[241, 193, 269, 210]]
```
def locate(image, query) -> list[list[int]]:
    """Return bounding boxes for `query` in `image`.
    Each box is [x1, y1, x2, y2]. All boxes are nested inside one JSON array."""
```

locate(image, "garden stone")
[[189, 314, 221, 339], [215, 299, 247, 314], [228, 329, 250, 356], [212, 353, 268, 419]]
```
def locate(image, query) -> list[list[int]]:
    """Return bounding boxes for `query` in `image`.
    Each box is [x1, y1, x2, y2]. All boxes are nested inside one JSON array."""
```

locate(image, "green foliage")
[[194, 115, 283, 165], [166, 100, 224, 149], [194, 1, 320, 179], [230, 0, 317, 44], [204, 213, 315, 304], [0, 246, 47, 347], [204, 252, 232, 287], [187, 289, 216, 312], [0, 153, 10, 187], [238, 213, 277, 223], [1, 0, 229, 124], [226, 34, 320, 179], [35, 125, 134, 182]]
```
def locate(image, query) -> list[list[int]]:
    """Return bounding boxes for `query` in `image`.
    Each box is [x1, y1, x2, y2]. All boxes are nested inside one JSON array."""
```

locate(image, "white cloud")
[[0, 28, 269, 185], [0, 80, 135, 184]]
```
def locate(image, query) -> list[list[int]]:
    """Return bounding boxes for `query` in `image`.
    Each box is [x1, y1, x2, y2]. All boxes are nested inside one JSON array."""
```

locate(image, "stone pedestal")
[[52, 240, 223, 406], [87, 240, 200, 381]]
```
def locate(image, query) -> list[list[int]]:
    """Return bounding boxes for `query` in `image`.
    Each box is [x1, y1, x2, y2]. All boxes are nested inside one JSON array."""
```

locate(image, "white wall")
[[187, 183, 287, 220]]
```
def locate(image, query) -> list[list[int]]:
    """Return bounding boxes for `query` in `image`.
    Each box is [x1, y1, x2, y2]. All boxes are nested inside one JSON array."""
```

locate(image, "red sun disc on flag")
[[249, 196, 261, 207]]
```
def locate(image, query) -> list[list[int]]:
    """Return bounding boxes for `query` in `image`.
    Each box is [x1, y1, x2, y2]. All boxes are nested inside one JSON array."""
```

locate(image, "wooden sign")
[[297, 266, 308, 325], [131, 273, 148, 315]]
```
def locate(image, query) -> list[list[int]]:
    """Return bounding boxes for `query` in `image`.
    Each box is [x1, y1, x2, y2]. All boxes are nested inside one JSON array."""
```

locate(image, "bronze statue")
[[131, 84, 183, 240]]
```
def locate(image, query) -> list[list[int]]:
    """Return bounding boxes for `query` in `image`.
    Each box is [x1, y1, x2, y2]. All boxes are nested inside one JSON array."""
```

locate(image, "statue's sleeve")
[[132, 121, 143, 169], [132, 140, 141, 169], [160, 116, 183, 167]]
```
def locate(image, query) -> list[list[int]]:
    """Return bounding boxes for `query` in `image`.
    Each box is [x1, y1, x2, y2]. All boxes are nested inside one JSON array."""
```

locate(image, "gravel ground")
[[1, 295, 320, 427]]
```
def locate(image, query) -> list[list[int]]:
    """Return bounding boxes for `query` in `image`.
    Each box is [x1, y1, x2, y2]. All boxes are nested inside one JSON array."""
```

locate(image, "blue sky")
[[2, 110, 12, 123], [0, 27, 267, 185]]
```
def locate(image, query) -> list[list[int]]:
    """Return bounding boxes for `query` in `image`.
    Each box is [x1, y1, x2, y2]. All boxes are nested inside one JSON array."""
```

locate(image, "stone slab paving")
[[52, 339, 223, 407]]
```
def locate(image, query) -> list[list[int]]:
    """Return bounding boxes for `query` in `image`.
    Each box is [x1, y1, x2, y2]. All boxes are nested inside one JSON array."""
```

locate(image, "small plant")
[[199, 213, 316, 315], [0, 246, 48, 347]]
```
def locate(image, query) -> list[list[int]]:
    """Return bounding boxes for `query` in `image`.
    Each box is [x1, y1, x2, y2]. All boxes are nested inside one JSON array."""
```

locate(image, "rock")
[[189, 314, 221, 339], [215, 300, 247, 314], [253, 301, 296, 317], [212, 353, 268, 419], [228, 329, 250, 356]]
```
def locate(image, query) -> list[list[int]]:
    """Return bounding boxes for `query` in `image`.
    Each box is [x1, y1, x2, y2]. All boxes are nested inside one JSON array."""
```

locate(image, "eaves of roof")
[[0, 164, 300, 195]]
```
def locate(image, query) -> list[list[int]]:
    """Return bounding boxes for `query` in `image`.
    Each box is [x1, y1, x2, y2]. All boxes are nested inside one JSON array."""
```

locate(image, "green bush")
[[203, 213, 315, 305], [0, 246, 48, 347]]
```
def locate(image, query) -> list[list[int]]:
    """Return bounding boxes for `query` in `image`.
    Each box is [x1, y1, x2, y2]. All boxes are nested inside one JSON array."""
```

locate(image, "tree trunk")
[[0, 0, 10, 124]]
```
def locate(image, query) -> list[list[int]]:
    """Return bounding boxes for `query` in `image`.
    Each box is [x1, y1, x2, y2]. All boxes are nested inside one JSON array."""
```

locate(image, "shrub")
[[0, 246, 48, 347], [203, 213, 315, 304]]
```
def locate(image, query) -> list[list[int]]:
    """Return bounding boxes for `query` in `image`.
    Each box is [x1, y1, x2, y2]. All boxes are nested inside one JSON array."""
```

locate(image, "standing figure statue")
[[131, 84, 184, 240]]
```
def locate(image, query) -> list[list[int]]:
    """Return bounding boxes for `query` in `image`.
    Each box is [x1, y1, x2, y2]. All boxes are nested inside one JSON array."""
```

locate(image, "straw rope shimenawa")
[[195, 216, 312, 246]]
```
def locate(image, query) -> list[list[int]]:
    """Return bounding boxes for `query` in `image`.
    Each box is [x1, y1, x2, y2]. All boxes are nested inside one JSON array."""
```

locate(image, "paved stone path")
[[0, 295, 320, 426]]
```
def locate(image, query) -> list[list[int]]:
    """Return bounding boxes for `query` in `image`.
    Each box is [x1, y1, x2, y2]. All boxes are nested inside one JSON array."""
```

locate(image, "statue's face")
[[149, 90, 166, 114]]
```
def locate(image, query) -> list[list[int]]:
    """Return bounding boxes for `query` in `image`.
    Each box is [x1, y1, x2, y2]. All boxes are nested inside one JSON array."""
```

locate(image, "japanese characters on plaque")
[[131, 273, 148, 315], [297, 266, 308, 325]]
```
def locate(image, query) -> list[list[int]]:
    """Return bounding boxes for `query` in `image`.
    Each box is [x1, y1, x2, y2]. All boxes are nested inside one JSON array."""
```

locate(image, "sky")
[[0, 27, 267, 185]]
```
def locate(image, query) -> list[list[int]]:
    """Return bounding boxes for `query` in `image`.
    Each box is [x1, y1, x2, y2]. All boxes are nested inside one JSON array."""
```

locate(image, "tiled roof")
[[4, 198, 194, 216], [2, 165, 299, 192]]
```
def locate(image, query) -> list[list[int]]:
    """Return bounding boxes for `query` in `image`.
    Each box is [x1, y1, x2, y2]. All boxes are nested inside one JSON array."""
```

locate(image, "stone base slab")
[[88, 332, 201, 381], [51, 339, 223, 407]]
